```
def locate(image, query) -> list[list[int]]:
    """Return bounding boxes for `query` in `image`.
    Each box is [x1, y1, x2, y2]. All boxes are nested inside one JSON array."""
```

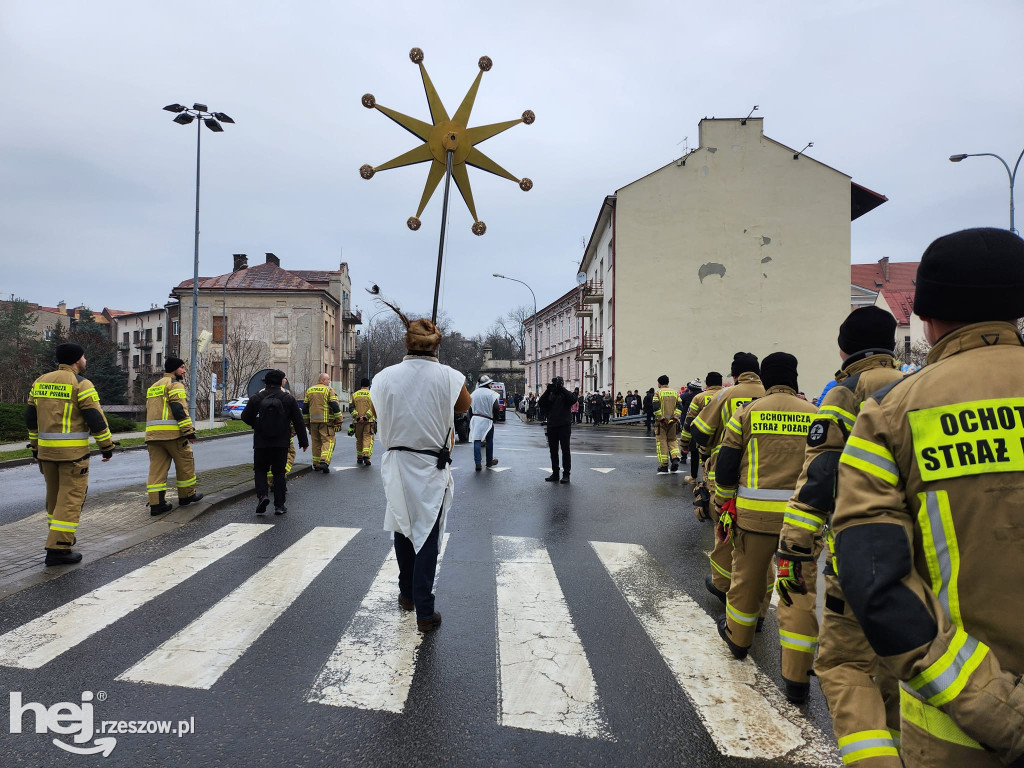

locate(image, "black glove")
[[101, 449, 114, 459]]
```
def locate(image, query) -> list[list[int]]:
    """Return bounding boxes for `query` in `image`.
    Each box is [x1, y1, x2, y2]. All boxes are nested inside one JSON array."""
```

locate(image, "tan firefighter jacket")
[[680, 385, 723, 455], [26, 365, 114, 461], [303, 384, 341, 424], [145, 375, 194, 441], [778, 352, 903, 565], [713, 385, 817, 535], [689, 373, 765, 487], [833, 322, 1024, 762], [351, 387, 376, 423], [652, 386, 682, 421]]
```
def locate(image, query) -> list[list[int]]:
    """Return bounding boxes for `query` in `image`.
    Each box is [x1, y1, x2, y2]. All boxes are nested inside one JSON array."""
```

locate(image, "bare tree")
[[223, 316, 270, 399], [183, 351, 215, 419], [894, 338, 931, 369]]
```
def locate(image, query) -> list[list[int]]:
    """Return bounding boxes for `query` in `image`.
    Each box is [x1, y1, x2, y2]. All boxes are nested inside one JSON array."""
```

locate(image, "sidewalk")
[[0, 460, 311, 599]]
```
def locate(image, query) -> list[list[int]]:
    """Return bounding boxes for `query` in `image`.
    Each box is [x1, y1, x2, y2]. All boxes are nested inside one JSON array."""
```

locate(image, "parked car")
[[222, 397, 248, 419]]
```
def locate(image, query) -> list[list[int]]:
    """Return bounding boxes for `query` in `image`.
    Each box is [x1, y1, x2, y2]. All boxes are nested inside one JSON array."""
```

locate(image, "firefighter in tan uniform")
[[25, 343, 116, 566], [712, 352, 819, 702], [834, 229, 1024, 768], [652, 375, 682, 473], [145, 357, 203, 514], [680, 371, 724, 484], [351, 378, 376, 466], [302, 373, 342, 474], [690, 353, 764, 601], [777, 307, 904, 765]]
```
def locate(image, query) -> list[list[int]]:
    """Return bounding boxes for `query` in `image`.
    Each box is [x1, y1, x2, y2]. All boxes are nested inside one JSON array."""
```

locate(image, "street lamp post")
[[492, 274, 538, 396], [163, 102, 235, 421], [950, 148, 1024, 234]]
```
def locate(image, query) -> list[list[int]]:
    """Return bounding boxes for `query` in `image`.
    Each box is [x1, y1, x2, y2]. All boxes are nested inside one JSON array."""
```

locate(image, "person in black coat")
[[643, 388, 656, 434], [538, 377, 577, 483], [241, 370, 309, 514]]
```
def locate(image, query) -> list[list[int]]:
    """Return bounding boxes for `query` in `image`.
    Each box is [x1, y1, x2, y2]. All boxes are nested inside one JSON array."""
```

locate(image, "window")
[[122, 332, 129, 343], [144, 353, 151, 366], [133, 330, 140, 343], [212, 316, 226, 343], [132, 355, 139, 368], [156, 353, 162, 368], [156, 326, 162, 342], [171, 320, 179, 336], [144, 328, 152, 343], [44, 329, 53, 341]]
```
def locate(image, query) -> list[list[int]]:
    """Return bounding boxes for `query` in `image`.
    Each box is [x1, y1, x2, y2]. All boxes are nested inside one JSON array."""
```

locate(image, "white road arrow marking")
[[590, 468, 615, 473], [333, 467, 358, 471], [487, 467, 511, 472]]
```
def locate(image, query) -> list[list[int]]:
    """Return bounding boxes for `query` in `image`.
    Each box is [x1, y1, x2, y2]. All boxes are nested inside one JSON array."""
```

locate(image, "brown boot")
[[416, 612, 442, 632]]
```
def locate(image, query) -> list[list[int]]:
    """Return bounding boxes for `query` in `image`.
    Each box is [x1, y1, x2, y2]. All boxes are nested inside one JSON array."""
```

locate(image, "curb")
[[0, 463, 313, 600], [0, 429, 249, 470]]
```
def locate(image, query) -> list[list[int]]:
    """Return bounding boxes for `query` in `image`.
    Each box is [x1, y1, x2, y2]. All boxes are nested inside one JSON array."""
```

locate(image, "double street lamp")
[[949, 148, 1024, 235], [492, 273, 539, 396], [163, 102, 235, 421]]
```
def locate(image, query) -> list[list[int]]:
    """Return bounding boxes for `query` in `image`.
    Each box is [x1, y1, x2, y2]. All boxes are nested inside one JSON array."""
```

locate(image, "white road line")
[[590, 541, 839, 766], [487, 467, 511, 473], [575, 452, 613, 456], [307, 534, 450, 712], [333, 467, 358, 472], [494, 536, 610, 740], [500, 448, 530, 452], [0, 523, 270, 670], [118, 527, 359, 689], [590, 468, 615, 474]]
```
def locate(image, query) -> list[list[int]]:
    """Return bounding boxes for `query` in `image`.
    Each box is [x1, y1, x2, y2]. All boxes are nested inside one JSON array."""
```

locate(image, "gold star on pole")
[[360, 47, 534, 236]]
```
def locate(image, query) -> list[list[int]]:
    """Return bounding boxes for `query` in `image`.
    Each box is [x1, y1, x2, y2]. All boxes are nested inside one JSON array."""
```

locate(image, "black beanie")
[[164, 356, 185, 373], [263, 369, 285, 387], [56, 342, 85, 365], [761, 352, 799, 391], [706, 371, 723, 387], [730, 352, 759, 378], [838, 307, 897, 354], [657, 375, 669, 386], [360, 378, 370, 387], [914, 227, 1024, 321]]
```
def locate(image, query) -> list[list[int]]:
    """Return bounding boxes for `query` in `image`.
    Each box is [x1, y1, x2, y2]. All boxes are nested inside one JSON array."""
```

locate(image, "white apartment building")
[[524, 287, 582, 395], [114, 307, 168, 401]]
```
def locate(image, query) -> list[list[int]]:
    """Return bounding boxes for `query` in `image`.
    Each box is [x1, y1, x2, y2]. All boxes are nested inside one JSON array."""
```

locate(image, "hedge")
[[0, 403, 136, 442]]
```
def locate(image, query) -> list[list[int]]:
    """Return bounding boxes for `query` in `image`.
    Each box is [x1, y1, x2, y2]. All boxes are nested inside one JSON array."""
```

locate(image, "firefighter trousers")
[[355, 421, 374, 457], [724, 527, 817, 683], [816, 571, 902, 767], [41, 457, 90, 550], [146, 439, 197, 504], [310, 423, 335, 466], [655, 420, 680, 467]]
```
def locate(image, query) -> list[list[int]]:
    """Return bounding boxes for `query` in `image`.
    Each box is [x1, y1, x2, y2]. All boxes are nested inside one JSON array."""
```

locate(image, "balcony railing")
[[581, 280, 604, 304], [133, 365, 154, 376], [117, 341, 130, 351], [136, 340, 153, 350], [574, 298, 593, 317], [343, 308, 362, 324], [579, 333, 603, 355]]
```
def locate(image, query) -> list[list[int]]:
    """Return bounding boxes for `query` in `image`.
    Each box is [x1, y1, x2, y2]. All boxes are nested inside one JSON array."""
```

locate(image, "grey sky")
[[2, 1, 1021, 334]]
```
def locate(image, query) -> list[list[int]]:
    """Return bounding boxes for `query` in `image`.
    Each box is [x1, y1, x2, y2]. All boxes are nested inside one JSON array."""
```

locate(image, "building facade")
[[170, 253, 361, 402], [113, 307, 169, 401], [851, 257, 924, 360], [524, 286, 583, 396], [577, 117, 887, 399]]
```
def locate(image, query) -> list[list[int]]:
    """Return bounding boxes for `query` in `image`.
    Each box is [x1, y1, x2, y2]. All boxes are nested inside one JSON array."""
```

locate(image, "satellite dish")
[[247, 369, 293, 397], [576, 272, 588, 286]]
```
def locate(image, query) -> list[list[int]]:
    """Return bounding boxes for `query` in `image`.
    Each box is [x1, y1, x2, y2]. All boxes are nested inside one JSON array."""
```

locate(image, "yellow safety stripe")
[[818, 404, 856, 430], [840, 435, 899, 486], [709, 555, 731, 579], [783, 506, 824, 532], [726, 598, 759, 627], [717, 486, 737, 500], [38, 438, 89, 448], [907, 626, 989, 707], [92, 429, 111, 442], [77, 387, 100, 403], [693, 415, 714, 436], [917, 490, 963, 627], [177, 419, 193, 429], [177, 476, 197, 488], [899, 686, 982, 749], [28, 431, 38, 440], [49, 519, 79, 532], [746, 437, 759, 488], [737, 497, 789, 514], [779, 629, 818, 653], [62, 402, 71, 433], [146, 425, 180, 432], [725, 415, 742, 436], [837, 729, 899, 765], [147, 483, 167, 492]]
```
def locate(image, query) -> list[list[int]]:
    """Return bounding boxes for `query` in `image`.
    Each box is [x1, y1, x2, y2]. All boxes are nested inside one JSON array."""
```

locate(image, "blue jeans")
[[473, 425, 494, 467]]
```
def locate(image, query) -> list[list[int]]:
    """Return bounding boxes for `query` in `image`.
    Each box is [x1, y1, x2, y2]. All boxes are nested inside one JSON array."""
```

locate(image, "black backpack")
[[257, 392, 290, 440]]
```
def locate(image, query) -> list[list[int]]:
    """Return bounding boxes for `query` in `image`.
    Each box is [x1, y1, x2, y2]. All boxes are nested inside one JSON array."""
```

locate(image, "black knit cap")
[[838, 307, 897, 354], [657, 375, 669, 385], [730, 352, 759, 378], [706, 371, 723, 387], [164, 356, 185, 373], [360, 378, 370, 387], [55, 342, 85, 365], [263, 369, 285, 387], [914, 227, 1024, 321], [761, 352, 798, 391]]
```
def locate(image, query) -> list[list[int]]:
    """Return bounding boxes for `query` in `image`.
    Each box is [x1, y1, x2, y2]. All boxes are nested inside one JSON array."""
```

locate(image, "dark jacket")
[[538, 384, 578, 428], [642, 391, 655, 416], [241, 386, 309, 450]]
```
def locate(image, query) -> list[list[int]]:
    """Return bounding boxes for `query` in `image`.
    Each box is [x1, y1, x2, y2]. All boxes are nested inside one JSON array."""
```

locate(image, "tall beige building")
[[577, 117, 887, 398]]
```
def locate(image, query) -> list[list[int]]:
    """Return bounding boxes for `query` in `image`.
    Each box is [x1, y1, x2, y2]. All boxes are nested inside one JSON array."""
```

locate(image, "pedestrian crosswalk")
[[0, 524, 839, 766]]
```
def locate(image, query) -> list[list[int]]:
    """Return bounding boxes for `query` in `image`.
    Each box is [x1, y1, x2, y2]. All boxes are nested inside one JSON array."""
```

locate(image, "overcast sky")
[[2, 1, 1021, 334]]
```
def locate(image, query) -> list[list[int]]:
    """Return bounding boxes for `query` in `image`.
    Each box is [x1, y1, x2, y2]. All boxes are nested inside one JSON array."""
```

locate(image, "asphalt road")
[[0, 434, 261, 526], [0, 419, 839, 768]]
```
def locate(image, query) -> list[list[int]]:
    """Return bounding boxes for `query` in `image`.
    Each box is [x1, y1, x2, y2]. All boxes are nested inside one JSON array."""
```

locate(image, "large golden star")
[[360, 48, 534, 236]]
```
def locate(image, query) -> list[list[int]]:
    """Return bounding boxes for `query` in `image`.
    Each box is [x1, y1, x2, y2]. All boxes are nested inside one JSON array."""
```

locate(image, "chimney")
[[879, 256, 889, 283], [265, 252, 280, 267], [58, 301, 66, 314], [232, 253, 248, 271], [482, 344, 493, 363]]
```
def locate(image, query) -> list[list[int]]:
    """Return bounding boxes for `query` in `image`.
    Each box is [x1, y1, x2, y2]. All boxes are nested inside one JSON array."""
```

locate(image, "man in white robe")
[[470, 375, 500, 471], [371, 316, 471, 632]]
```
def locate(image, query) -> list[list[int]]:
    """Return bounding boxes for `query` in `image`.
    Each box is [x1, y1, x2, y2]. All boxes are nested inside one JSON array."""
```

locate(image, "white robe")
[[372, 356, 465, 553], [469, 386, 499, 442]]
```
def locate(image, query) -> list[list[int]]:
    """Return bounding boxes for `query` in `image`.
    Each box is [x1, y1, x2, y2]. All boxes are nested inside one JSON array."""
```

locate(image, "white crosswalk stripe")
[[118, 527, 360, 689], [307, 534, 449, 712], [0, 523, 269, 669]]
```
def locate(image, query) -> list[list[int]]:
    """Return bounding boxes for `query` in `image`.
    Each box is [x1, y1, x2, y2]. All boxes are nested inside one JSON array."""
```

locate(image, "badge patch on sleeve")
[[807, 420, 829, 447]]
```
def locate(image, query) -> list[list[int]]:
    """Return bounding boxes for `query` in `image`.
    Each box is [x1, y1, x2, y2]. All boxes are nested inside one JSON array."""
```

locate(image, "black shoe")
[[657, 466, 668, 473], [544, 472, 560, 482], [487, 459, 499, 467], [671, 460, 680, 472], [44, 549, 83, 566], [357, 457, 364, 465], [256, 496, 270, 515], [705, 574, 727, 604], [756, 617, 765, 633], [321, 463, 330, 474], [179, 492, 204, 507], [363, 457, 371, 466], [717, 615, 749, 660], [476, 464, 483, 472], [560, 472, 570, 484], [783, 678, 810, 704], [150, 502, 173, 516], [274, 505, 288, 516]]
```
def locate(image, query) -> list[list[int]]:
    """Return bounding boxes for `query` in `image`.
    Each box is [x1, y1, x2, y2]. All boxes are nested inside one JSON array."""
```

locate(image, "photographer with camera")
[[538, 376, 577, 484]]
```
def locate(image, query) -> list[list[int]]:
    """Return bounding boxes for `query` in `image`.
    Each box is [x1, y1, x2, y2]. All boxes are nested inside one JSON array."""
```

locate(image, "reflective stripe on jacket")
[[26, 365, 114, 460], [145, 375, 193, 440]]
